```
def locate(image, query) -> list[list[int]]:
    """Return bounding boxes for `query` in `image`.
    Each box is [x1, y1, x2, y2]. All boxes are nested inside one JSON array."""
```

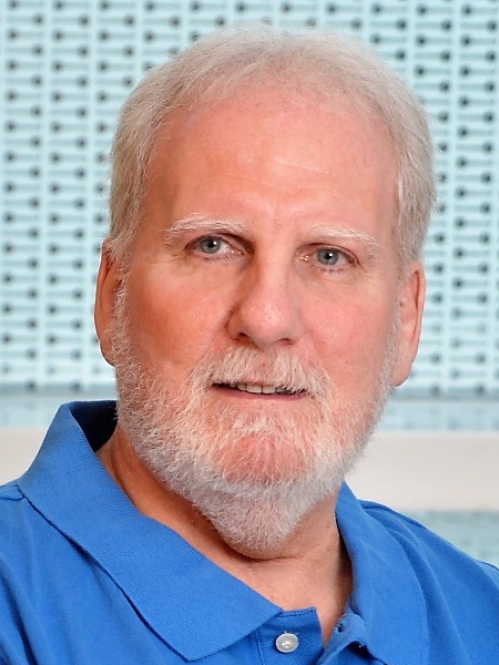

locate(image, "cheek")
[[310, 297, 398, 381], [125, 271, 232, 368]]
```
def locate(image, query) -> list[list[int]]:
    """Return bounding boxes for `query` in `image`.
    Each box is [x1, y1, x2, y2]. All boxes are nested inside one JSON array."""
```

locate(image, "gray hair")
[[108, 23, 435, 269]]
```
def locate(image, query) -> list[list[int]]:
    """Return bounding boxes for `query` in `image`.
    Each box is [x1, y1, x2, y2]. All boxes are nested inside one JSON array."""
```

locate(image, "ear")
[[391, 261, 426, 387], [94, 241, 122, 367]]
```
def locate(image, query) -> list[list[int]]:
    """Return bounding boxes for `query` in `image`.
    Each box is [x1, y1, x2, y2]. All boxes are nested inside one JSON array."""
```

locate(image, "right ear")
[[94, 241, 122, 366]]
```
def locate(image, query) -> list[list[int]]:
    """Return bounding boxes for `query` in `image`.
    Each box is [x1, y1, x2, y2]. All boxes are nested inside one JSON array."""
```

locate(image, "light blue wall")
[[1, 1, 498, 399]]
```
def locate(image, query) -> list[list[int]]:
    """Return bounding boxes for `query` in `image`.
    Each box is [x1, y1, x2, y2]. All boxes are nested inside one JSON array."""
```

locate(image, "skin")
[[94, 88, 425, 641]]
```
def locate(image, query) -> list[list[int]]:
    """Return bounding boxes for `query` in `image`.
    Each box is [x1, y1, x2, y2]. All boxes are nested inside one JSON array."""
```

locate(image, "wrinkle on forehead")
[[271, 157, 335, 176]]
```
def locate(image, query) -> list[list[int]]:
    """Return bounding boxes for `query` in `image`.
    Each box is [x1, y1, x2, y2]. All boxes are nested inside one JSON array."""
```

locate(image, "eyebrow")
[[164, 214, 246, 245], [307, 224, 381, 258]]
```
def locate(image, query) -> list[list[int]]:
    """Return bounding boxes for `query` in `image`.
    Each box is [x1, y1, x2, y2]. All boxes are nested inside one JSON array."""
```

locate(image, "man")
[[1, 25, 498, 664]]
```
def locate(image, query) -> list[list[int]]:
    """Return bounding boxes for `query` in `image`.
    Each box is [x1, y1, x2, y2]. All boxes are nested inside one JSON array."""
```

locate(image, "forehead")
[[154, 85, 393, 163], [145, 87, 398, 239]]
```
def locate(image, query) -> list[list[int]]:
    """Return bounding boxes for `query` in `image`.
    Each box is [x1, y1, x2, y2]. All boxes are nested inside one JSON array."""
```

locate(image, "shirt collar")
[[20, 401, 427, 663], [19, 401, 280, 660], [337, 484, 428, 665]]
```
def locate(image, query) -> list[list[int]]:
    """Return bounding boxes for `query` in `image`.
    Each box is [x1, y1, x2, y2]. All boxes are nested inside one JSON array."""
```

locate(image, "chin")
[[208, 434, 317, 486]]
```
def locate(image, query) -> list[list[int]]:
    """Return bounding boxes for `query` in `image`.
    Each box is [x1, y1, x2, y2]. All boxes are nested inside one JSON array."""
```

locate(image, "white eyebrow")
[[165, 214, 246, 245], [307, 224, 381, 257]]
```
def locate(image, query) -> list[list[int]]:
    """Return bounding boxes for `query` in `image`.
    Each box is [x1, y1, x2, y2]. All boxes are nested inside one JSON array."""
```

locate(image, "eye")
[[314, 246, 354, 269], [187, 234, 245, 263], [317, 248, 342, 266], [194, 235, 229, 255]]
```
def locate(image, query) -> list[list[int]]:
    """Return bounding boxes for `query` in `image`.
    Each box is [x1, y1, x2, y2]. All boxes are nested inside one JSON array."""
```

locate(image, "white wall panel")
[[1, 0, 498, 398]]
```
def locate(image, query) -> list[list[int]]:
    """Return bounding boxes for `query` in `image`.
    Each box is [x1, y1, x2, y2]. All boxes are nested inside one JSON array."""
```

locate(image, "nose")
[[227, 261, 304, 349]]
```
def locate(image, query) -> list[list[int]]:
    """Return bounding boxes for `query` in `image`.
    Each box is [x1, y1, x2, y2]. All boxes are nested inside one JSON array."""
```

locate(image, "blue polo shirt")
[[0, 402, 498, 664]]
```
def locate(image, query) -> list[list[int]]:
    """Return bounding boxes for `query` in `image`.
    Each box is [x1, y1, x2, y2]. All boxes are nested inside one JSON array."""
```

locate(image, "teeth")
[[229, 383, 294, 395]]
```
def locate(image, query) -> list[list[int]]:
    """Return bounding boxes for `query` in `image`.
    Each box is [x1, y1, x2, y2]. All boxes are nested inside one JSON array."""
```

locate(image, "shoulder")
[[361, 497, 499, 595]]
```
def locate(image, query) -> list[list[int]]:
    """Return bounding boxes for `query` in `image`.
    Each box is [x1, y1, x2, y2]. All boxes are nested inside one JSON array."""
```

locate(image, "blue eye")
[[317, 248, 341, 266], [198, 236, 224, 254]]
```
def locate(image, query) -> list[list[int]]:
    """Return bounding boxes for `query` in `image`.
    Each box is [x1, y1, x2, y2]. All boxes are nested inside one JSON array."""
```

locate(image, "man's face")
[[96, 88, 424, 552]]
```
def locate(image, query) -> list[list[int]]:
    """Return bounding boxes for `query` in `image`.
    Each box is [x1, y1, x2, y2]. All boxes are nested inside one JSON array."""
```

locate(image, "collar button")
[[275, 632, 299, 653]]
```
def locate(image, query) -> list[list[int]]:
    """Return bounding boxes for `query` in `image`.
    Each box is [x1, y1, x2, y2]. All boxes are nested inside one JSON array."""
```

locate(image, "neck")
[[98, 426, 352, 642]]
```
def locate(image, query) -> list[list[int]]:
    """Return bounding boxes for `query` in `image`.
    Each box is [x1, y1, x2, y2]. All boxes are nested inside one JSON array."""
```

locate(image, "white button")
[[275, 632, 299, 653]]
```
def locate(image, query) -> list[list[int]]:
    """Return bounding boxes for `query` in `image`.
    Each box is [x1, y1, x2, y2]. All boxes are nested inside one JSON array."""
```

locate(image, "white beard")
[[111, 295, 397, 554]]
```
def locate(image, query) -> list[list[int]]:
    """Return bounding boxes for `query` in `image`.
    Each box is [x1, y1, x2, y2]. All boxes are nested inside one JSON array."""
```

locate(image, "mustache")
[[189, 347, 334, 401]]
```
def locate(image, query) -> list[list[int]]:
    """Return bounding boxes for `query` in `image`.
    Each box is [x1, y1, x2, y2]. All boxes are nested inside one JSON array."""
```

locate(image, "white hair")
[[108, 23, 436, 269]]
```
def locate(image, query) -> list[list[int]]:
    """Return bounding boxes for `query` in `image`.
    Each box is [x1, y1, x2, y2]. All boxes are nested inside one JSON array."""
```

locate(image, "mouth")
[[214, 382, 305, 396]]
